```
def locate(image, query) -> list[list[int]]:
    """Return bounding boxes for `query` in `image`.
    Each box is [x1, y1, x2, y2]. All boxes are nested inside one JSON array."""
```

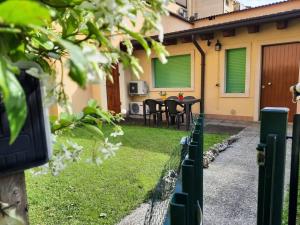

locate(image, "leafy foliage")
[[0, 0, 170, 143], [33, 99, 124, 176]]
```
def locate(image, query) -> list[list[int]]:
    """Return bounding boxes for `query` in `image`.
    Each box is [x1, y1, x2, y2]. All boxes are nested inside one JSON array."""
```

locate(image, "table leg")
[[143, 101, 146, 125], [171, 116, 175, 125], [186, 104, 191, 131]]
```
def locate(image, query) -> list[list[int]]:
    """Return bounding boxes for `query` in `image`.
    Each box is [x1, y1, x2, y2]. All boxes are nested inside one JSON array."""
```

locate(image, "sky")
[[238, 0, 286, 7]]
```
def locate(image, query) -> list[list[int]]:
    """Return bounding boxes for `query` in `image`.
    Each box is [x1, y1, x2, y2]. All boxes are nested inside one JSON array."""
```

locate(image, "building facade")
[[124, 0, 300, 122], [56, 0, 300, 123]]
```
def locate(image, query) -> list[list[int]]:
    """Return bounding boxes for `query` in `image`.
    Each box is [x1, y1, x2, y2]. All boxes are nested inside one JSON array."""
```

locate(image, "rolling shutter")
[[226, 48, 246, 93], [153, 54, 191, 88]]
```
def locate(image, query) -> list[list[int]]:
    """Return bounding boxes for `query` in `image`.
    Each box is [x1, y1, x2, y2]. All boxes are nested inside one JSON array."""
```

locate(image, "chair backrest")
[[184, 96, 196, 100], [165, 100, 180, 115], [144, 99, 160, 114], [167, 96, 178, 100]]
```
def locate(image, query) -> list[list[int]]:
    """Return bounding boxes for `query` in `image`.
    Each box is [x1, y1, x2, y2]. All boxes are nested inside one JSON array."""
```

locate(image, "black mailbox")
[[0, 70, 51, 175]]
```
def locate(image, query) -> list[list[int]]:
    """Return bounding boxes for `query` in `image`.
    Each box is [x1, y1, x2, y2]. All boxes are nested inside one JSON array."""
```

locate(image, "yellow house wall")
[[202, 18, 300, 120], [131, 18, 300, 121], [50, 59, 97, 115], [129, 42, 202, 114]]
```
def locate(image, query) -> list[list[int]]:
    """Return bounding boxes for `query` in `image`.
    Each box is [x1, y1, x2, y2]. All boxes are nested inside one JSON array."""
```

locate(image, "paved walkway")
[[203, 123, 292, 225]]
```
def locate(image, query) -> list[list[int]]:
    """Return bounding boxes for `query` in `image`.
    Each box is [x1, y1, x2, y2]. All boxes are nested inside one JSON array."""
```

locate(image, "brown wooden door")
[[106, 64, 121, 114], [261, 43, 300, 122]]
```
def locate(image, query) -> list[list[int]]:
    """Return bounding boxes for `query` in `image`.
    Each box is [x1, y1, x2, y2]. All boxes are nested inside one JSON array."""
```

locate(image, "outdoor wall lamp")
[[215, 40, 222, 51]]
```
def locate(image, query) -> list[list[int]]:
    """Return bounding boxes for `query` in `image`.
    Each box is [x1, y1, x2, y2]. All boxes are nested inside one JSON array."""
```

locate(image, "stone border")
[[203, 134, 240, 168]]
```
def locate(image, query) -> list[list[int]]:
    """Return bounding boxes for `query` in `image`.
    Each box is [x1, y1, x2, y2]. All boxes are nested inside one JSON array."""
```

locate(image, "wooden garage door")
[[106, 64, 121, 114], [261, 43, 300, 122]]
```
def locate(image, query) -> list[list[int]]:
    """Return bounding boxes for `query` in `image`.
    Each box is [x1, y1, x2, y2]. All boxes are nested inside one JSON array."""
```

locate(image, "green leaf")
[[87, 99, 98, 108], [95, 109, 112, 123], [0, 1, 51, 26], [59, 112, 74, 126], [31, 36, 54, 51], [151, 40, 169, 64], [83, 106, 97, 115], [69, 61, 87, 87], [82, 123, 103, 137], [31, 26, 89, 87], [120, 26, 151, 56], [86, 21, 110, 46], [42, 0, 83, 7], [0, 57, 27, 144], [81, 115, 97, 125], [62, 10, 80, 37], [59, 40, 89, 87], [51, 123, 63, 133]]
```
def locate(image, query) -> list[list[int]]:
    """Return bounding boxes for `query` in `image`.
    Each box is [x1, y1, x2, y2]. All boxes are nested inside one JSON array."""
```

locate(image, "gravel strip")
[[117, 203, 148, 225]]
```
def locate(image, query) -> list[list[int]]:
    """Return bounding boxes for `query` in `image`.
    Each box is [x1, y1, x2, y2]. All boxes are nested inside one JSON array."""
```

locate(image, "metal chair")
[[183, 96, 196, 123], [165, 100, 185, 129], [144, 99, 164, 126], [167, 96, 185, 122]]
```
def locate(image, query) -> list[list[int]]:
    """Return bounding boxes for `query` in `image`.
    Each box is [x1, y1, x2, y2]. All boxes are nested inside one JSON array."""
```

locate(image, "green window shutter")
[[153, 54, 191, 88], [226, 48, 246, 93]]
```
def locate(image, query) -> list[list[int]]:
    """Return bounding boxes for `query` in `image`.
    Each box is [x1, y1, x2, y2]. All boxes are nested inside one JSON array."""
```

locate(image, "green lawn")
[[26, 125, 228, 225]]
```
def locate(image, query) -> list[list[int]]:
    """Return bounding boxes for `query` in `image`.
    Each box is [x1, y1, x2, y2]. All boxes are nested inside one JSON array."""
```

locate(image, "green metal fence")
[[167, 115, 204, 225], [165, 107, 299, 225], [257, 107, 299, 225]]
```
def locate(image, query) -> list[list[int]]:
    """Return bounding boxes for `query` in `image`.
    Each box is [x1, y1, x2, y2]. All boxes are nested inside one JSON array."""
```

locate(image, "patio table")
[[143, 98, 201, 130]]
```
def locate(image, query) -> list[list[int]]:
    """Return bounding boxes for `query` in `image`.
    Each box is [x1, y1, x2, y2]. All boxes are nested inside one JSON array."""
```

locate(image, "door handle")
[[267, 82, 272, 86], [262, 85, 266, 89]]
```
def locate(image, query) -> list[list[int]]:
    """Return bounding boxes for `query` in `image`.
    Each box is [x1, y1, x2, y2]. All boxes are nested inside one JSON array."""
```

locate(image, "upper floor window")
[[176, 0, 187, 8]]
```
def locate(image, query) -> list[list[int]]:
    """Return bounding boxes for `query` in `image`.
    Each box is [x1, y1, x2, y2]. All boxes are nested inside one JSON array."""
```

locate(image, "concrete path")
[[203, 123, 292, 225]]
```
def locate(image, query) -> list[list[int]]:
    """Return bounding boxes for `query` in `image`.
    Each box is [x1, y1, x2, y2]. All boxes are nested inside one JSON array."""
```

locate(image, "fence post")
[[257, 107, 288, 225], [191, 116, 204, 211], [182, 159, 196, 225], [170, 192, 189, 225], [188, 143, 203, 212], [288, 114, 300, 225]]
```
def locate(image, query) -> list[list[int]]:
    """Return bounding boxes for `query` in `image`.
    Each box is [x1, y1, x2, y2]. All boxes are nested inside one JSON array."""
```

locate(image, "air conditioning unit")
[[129, 81, 149, 96], [129, 102, 149, 115]]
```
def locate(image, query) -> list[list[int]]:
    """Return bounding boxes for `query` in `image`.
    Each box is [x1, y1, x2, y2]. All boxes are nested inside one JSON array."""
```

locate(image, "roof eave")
[[163, 9, 300, 40]]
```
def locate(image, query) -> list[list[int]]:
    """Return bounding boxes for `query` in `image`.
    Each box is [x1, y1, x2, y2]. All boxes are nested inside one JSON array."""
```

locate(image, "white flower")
[[96, 158, 103, 166]]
